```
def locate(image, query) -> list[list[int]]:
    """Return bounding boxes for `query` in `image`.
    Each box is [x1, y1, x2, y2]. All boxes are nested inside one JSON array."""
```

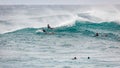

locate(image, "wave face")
[[0, 5, 120, 68], [0, 5, 120, 33], [3, 21, 120, 41]]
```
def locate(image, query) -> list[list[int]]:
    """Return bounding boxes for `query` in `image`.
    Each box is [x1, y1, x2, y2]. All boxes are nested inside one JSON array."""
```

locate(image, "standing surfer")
[[47, 24, 53, 29]]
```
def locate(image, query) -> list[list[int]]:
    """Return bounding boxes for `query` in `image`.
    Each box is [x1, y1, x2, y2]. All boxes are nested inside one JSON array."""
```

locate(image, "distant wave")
[[0, 5, 120, 34], [3, 21, 120, 41]]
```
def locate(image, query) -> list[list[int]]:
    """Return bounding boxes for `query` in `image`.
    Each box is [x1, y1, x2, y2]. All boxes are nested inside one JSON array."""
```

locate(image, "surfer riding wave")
[[42, 24, 55, 34]]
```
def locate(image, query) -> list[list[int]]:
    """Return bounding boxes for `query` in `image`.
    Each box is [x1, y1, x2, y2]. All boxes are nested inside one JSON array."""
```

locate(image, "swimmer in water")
[[95, 33, 99, 36], [72, 57, 77, 60], [94, 33, 99, 37], [88, 57, 90, 59], [94, 33, 108, 37]]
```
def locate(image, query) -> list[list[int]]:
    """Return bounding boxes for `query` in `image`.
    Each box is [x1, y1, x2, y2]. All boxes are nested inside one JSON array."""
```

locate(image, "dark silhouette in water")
[[94, 33, 108, 37], [88, 57, 90, 59], [95, 33, 99, 36], [72, 57, 77, 60], [93, 33, 99, 37]]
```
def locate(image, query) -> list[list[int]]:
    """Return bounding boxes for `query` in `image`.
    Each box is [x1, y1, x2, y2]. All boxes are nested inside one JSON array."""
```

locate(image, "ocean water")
[[0, 5, 120, 68]]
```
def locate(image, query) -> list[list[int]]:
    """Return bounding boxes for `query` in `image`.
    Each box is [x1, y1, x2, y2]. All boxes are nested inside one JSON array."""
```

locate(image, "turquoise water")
[[0, 5, 120, 68], [0, 21, 120, 68]]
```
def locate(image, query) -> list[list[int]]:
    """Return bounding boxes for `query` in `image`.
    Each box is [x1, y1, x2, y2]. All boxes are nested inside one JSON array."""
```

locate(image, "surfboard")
[[36, 29, 43, 33]]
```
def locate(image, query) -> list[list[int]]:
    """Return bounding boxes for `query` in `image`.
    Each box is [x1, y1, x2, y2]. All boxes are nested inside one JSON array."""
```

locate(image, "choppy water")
[[0, 5, 120, 68]]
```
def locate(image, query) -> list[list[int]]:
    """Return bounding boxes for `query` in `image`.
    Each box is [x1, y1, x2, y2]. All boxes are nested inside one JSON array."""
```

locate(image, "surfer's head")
[[88, 57, 90, 59], [95, 33, 99, 36], [72, 57, 77, 60]]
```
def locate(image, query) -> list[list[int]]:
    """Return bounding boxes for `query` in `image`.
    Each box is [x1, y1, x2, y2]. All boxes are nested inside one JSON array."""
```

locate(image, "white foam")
[[0, 5, 120, 34]]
